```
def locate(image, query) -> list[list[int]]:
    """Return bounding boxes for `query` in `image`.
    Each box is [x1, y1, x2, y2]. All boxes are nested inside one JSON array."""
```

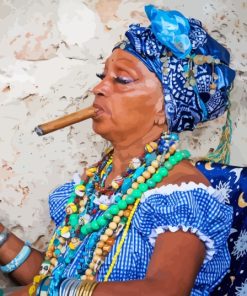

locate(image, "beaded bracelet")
[[0, 241, 31, 273], [0, 226, 10, 248]]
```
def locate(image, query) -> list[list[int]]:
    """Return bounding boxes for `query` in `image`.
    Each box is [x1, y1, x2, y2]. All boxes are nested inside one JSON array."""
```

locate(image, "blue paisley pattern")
[[196, 162, 247, 295], [114, 5, 236, 132]]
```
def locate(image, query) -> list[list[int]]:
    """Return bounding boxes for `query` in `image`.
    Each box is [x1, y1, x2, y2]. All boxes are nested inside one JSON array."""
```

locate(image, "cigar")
[[34, 106, 97, 136]]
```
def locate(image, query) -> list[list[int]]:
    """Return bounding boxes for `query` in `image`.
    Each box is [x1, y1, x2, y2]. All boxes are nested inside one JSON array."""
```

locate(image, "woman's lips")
[[93, 103, 110, 119]]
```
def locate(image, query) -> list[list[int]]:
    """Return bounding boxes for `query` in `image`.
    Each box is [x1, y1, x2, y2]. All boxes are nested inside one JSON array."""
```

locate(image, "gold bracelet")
[[87, 282, 98, 296], [76, 280, 98, 296], [76, 281, 87, 296], [84, 282, 98, 296], [77, 281, 92, 296]]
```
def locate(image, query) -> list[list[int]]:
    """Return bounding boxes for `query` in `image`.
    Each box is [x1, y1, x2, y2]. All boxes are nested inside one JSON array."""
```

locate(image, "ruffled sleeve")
[[48, 173, 82, 226], [48, 181, 74, 226], [132, 182, 233, 264]]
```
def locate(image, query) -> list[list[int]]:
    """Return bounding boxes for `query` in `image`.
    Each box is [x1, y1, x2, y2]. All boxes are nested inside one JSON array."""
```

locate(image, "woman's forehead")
[[104, 49, 137, 65], [103, 49, 151, 74]]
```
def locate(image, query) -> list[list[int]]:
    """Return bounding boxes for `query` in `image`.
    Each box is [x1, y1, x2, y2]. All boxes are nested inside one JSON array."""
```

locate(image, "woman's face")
[[92, 48, 165, 143]]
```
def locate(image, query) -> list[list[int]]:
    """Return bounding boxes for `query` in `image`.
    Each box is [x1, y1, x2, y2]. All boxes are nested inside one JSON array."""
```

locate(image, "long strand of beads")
[[80, 149, 191, 280], [29, 133, 189, 296], [104, 198, 141, 282]]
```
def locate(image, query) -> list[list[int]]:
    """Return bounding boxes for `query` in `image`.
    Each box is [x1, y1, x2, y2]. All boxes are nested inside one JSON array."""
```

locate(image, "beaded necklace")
[[29, 132, 191, 296]]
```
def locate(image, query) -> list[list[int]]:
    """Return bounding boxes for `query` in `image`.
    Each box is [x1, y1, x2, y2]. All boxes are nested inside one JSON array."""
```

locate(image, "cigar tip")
[[34, 126, 45, 136]]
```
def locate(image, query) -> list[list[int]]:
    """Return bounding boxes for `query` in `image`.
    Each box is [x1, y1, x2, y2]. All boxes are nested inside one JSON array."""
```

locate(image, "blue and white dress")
[[49, 178, 233, 296]]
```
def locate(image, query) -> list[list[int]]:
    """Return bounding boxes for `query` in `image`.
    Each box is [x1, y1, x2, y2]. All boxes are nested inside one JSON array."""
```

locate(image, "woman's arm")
[[0, 223, 44, 285], [7, 230, 205, 296], [91, 230, 205, 296]]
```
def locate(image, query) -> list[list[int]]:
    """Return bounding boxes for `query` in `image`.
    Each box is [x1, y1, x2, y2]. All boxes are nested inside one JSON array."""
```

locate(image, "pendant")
[[93, 194, 115, 206]]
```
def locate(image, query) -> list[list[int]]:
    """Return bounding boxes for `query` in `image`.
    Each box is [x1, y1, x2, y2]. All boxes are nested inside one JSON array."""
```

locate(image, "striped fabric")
[[48, 181, 233, 295]]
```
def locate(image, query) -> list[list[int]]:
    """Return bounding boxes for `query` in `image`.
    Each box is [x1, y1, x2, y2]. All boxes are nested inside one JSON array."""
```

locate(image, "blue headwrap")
[[113, 5, 236, 132]]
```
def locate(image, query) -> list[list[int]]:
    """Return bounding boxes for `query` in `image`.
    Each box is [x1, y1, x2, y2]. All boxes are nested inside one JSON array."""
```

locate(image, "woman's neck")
[[110, 125, 165, 175]]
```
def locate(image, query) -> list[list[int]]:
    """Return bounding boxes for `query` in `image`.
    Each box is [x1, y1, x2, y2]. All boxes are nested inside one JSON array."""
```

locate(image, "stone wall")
[[0, 0, 246, 287]]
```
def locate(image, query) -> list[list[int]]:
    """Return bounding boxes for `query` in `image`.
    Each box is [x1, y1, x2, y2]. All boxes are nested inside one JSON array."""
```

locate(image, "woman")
[[0, 5, 235, 296]]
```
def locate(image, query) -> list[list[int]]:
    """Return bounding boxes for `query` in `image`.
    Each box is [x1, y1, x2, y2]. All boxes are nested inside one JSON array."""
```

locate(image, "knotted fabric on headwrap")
[[113, 4, 236, 133]]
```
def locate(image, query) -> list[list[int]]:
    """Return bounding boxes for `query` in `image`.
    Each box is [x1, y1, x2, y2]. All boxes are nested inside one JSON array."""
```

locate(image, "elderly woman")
[[0, 5, 236, 296]]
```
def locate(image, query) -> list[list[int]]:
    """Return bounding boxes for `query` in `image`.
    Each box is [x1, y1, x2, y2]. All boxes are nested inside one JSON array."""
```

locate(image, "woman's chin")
[[92, 120, 113, 140]]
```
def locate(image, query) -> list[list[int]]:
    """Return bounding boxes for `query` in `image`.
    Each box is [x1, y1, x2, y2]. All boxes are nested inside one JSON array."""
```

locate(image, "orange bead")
[[106, 237, 115, 246], [124, 210, 130, 217], [49, 245, 55, 252], [46, 251, 53, 258], [97, 241, 105, 248], [127, 205, 133, 210], [103, 245, 112, 253], [87, 275, 95, 281]]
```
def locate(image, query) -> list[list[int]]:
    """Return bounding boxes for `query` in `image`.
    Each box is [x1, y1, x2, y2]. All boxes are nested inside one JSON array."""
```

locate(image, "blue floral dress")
[[49, 178, 233, 296]]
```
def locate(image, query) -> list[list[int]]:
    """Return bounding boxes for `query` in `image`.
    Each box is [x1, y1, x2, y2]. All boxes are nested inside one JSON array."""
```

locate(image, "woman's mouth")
[[92, 103, 110, 119]]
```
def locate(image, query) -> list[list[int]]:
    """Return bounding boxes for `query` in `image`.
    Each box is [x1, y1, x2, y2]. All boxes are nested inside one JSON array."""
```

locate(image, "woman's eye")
[[96, 73, 134, 84], [114, 77, 133, 84]]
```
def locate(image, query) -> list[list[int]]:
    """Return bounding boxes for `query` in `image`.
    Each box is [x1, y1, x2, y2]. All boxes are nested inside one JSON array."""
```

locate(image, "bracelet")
[[0, 241, 32, 273], [59, 279, 98, 296], [0, 226, 10, 248], [77, 280, 98, 296]]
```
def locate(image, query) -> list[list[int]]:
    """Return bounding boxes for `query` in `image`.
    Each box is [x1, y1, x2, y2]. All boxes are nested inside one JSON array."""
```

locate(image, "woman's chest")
[[63, 225, 154, 282]]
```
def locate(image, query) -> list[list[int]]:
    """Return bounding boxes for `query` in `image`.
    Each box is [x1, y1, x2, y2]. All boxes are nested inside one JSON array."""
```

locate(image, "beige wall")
[[0, 0, 246, 287]]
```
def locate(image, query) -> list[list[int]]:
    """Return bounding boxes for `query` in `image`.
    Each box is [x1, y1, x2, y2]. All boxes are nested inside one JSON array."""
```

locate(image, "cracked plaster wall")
[[0, 0, 246, 288]]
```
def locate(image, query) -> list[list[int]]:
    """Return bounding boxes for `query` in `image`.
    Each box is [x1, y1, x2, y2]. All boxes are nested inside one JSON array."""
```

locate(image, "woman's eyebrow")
[[103, 58, 140, 78]]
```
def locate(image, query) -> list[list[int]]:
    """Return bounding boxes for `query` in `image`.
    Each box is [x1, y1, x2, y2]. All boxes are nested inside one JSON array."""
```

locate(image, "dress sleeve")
[[132, 182, 233, 263], [48, 181, 75, 227]]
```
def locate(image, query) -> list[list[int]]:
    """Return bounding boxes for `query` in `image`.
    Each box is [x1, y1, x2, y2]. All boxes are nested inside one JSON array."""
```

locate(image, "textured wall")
[[0, 0, 246, 287]]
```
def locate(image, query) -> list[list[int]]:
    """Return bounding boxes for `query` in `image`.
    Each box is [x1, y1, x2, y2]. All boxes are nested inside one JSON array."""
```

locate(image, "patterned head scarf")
[[113, 5, 236, 133]]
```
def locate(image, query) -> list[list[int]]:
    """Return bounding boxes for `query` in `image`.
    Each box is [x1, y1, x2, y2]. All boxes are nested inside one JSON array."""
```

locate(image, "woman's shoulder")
[[157, 159, 211, 188]]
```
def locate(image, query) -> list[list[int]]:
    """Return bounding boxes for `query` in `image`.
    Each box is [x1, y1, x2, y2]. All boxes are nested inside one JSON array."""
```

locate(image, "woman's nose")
[[92, 79, 112, 97]]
